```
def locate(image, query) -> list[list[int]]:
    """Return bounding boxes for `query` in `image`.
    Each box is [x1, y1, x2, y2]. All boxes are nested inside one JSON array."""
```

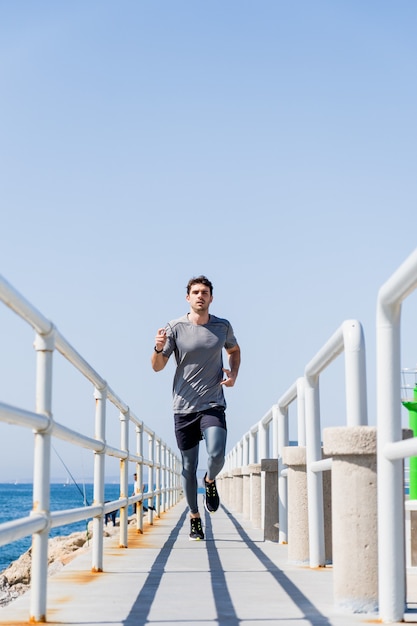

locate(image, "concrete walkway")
[[2, 496, 417, 626]]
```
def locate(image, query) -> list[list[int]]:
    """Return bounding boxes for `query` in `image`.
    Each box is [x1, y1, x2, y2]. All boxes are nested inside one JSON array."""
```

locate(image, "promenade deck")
[[2, 496, 417, 626]]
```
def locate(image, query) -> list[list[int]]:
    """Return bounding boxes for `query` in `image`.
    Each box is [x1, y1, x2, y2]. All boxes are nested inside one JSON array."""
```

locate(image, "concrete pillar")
[[323, 460, 332, 565], [283, 446, 332, 565], [248, 463, 262, 528], [222, 472, 232, 507], [217, 472, 229, 507], [242, 466, 251, 519], [282, 446, 309, 563], [323, 426, 378, 613], [231, 468, 243, 513], [405, 507, 417, 568], [241, 464, 262, 526], [411, 510, 417, 566], [261, 459, 279, 542]]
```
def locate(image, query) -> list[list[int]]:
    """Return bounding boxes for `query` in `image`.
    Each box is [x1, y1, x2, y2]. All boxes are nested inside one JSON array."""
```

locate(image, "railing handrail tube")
[[305, 319, 367, 428], [0, 275, 53, 335], [260, 407, 273, 428], [305, 325, 345, 384], [383, 438, 417, 462], [0, 403, 162, 466], [310, 458, 332, 473], [50, 505, 103, 527], [0, 402, 50, 431], [223, 318, 367, 569], [0, 515, 48, 548], [0, 275, 181, 622], [304, 318, 367, 568], [55, 332, 107, 391], [376, 248, 417, 622], [277, 381, 298, 410]]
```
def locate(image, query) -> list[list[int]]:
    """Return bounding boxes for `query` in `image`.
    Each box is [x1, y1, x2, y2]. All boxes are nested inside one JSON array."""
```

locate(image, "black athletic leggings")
[[181, 426, 227, 514]]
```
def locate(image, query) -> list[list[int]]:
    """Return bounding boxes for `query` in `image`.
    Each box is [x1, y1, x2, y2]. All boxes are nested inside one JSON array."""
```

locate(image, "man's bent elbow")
[[151, 357, 166, 372]]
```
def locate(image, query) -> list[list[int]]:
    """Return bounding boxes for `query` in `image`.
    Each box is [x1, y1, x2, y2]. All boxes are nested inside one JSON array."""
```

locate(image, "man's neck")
[[188, 310, 210, 325]]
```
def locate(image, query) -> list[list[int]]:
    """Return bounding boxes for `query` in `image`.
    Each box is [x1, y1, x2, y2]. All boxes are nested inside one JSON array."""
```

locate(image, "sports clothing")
[[161, 311, 237, 518], [203, 474, 220, 513], [162, 314, 238, 414], [180, 425, 227, 514], [174, 406, 226, 451], [189, 517, 204, 541]]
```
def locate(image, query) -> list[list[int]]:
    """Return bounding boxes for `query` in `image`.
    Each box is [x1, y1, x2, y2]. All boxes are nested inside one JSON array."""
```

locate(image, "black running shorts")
[[174, 406, 226, 451]]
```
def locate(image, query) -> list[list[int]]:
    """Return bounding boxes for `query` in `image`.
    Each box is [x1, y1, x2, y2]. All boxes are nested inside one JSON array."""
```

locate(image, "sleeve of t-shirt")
[[162, 322, 175, 358], [225, 322, 238, 350]]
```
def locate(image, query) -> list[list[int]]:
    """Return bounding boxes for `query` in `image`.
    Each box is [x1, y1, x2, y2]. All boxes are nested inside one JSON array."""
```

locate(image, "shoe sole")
[[203, 479, 220, 514], [189, 536, 204, 541], [203, 493, 220, 514], [204, 500, 219, 514]]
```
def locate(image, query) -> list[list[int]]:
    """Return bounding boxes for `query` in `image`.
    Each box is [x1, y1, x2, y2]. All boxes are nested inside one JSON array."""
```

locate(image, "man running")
[[151, 275, 241, 540]]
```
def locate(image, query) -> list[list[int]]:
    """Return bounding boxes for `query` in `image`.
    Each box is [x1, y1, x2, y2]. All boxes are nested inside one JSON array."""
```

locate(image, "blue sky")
[[1, 1, 417, 482]]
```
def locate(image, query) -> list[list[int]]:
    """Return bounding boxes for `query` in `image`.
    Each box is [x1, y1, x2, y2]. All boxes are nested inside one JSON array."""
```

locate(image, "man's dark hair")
[[186, 275, 213, 295]]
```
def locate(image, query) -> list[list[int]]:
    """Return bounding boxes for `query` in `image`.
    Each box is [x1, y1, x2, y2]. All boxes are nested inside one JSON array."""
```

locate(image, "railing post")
[[296, 377, 306, 446], [277, 404, 288, 543], [171, 449, 176, 505], [119, 409, 129, 548], [155, 438, 161, 516], [237, 439, 243, 467], [164, 445, 169, 508], [92, 385, 107, 572], [342, 320, 368, 426], [259, 419, 268, 528], [242, 433, 249, 466], [259, 420, 269, 459], [173, 452, 180, 505], [272, 403, 279, 458], [305, 374, 325, 568], [161, 443, 166, 512], [30, 328, 55, 622], [148, 433, 155, 524], [249, 431, 256, 464], [231, 446, 237, 471], [167, 450, 172, 508], [377, 289, 404, 621], [136, 423, 144, 532]]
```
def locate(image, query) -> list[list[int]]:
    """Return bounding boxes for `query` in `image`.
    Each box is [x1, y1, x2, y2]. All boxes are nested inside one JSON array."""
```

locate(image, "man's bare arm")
[[151, 328, 169, 372], [151, 351, 169, 372], [221, 344, 241, 387]]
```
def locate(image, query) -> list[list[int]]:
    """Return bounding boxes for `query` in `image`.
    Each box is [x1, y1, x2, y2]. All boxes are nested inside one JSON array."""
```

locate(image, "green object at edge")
[[402, 386, 417, 500]]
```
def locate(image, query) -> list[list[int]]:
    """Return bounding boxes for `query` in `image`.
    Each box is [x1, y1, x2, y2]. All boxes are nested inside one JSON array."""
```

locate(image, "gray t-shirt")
[[162, 313, 238, 414]]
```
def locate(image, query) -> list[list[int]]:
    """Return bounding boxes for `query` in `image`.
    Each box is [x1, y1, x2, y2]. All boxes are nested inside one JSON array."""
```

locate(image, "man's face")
[[186, 283, 213, 313]]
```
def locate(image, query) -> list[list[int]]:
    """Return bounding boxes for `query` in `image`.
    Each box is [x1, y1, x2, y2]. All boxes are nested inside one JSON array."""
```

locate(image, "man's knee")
[[208, 448, 224, 463]]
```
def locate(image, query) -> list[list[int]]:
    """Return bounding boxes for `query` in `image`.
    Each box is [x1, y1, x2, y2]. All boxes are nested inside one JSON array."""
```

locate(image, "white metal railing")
[[0, 275, 182, 623], [304, 318, 367, 567], [224, 318, 368, 553], [376, 248, 417, 623], [224, 247, 417, 622]]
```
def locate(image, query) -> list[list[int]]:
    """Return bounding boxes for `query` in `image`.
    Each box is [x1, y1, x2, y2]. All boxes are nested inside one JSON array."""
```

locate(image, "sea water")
[[0, 482, 125, 573]]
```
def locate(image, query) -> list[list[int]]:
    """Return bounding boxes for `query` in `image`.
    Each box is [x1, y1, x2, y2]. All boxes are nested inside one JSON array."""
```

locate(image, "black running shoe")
[[189, 517, 204, 541], [203, 475, 220, 513]]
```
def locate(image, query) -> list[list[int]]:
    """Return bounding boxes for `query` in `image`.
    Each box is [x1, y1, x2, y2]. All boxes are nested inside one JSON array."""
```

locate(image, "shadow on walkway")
[[124, 507, 188, 625], [124, 504, 331, 626], [223, 507, 331, 626]]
